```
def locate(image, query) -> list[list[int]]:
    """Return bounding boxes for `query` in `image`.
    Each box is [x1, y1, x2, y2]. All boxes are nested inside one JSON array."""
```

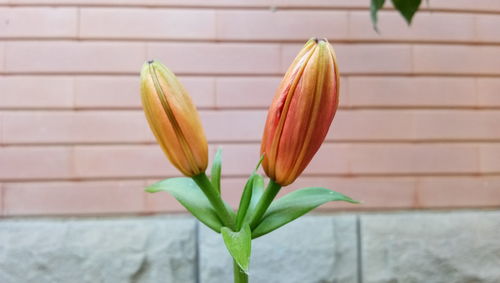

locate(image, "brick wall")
[[0, 0, 499, 216]]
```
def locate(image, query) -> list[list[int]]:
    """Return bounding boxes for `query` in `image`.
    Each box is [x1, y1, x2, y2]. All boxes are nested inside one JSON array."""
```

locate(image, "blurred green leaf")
[[370, 0, 386, 31], [146, 177, 223, 232], [221, 225, 252, 273], [236, 174, 255, 230], [252, 187, 358, 238], [210, 147, 222, 194], [391, 0, 422, 24], [243, 174, 265, 225]]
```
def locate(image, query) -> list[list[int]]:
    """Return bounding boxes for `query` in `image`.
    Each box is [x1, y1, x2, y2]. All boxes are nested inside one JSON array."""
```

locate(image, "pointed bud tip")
[[313, 37, 327, 43]]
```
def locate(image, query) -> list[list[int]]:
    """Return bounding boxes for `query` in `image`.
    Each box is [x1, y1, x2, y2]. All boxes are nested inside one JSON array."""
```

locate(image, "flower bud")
[[140, 60, 208, 177], [261, 38, 340, 186]]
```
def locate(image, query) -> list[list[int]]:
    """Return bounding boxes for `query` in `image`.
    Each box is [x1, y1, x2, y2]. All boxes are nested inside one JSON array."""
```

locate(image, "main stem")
[[233, 260, 248, 283], [249, 179, 282, 229], [192, 173, 235, 229]]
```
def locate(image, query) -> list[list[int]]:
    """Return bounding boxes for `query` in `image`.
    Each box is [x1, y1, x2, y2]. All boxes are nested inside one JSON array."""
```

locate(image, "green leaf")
[[252, 187, 358, 238], [243, 174, 265, 225], [210, 147, 222, 194], [370, 0, 385, 31], [254, 154, 265, 171], [391, 0, 421, 24], [146, 177, 223, 232], [235, 174, 256, 230], [221, 225, 252, 273]]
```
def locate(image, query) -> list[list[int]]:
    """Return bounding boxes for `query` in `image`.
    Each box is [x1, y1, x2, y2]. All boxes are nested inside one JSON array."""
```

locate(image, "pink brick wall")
[[1, 0, 499, 216]]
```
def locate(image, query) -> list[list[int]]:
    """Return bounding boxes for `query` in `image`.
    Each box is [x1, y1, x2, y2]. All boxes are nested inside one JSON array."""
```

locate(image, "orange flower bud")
[[261, 38, 340, 186], [140, 60, 208, 177]]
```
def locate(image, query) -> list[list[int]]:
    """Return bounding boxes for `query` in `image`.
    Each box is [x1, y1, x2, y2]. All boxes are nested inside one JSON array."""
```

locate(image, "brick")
[[73, 145, 177, 178], [143, 179, 185, 213], [3, 180, 146, 215], [190, 109, 500, 142], [75, 76, 140, 109], [0, 146, 72, 180], [220, 176, 417, 210], [0, 76, 74, 109], [213, 143, 480, 176], [0, 183, 3, 214], [417, 176, 500, 208], [350, 11, 475, 42], [80, 8, 215, 40], [283, 44, 412, 74], [426, 0, 500, 13], [216, 10, 348, 40], [209, 143, 262, 176], [147, 42, 281, 75], [0, 112, 3, 144], [414, 110, 500, 140], [273, 0, 367, 7], [0, 7, 77, 38], [75, 76, 215, 109], [348, 143, 479, 175], [5, 0, 369, 7], [201, 110, 265, 142], [413, 45, 500, 75], [348, 76, 476, 107], [215, 76, 350, 109], [477, 78, 500, 107], [180, 77, 216, 108], [290, 176, 417, 209], [332, 44, 412, 74], [479, 144, 500, 173], [0, 43, 4, 72], [330, 110, 415, 141], [476, 14, 500, 42], [215, 77, 280, 108], [5, 41, 146, 73], [3, 111, 152, 144], [6, 0, 368, 8], [215, 143, 351, 176]]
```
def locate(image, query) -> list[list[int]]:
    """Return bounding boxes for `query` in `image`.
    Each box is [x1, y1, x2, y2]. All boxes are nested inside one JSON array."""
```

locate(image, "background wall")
[[1, 0, 500, 216]]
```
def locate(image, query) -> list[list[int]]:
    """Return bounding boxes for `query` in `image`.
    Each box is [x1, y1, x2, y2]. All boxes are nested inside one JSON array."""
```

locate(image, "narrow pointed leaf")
[[370, 0, 385, 31], [146, 177, 223, 232], [243, 174, 265, 225], [236, 174, 255, 229], [391, 0, 421, 24], [210, 147, 222, 194], [221, 225, 252, 273], [252, 187, 358, 238]]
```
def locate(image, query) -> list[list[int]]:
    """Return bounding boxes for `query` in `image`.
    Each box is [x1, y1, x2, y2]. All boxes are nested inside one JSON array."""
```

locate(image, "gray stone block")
[[0, 216, 196, 283], [199, 215, 359, 283], [361, 211, 500, 283]]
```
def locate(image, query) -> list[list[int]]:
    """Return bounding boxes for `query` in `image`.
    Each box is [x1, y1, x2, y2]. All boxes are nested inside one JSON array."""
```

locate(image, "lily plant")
[[140, 38, 358, 283]]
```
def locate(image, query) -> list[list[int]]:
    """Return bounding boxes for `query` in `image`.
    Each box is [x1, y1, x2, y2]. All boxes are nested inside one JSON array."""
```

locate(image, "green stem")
[[192, 173, 235, 229], [249, 179, 282, 229], [233, 260, 248, 283]]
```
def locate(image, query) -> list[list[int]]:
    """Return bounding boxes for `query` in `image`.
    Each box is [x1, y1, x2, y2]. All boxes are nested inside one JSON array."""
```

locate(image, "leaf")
[[252, 187, 358, 238], [243, 174, 265, 225], [370, 0, 385, 31], [235, 174, 256, 230], [391, 0, 421, 25], [146, 177, 223, 232], [210, 147, 222, 194], [254, 154, 265, 171], [221, 225, 252, 273]]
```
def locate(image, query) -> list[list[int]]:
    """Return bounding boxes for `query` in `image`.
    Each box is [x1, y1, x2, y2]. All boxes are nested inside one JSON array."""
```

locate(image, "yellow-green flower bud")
[[140, 60, 208, 177]]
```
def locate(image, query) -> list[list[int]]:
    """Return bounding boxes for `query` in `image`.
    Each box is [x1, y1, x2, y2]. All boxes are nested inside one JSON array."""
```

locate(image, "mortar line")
[[195, 221, 201, 283], [356, 215, 363, 283]]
